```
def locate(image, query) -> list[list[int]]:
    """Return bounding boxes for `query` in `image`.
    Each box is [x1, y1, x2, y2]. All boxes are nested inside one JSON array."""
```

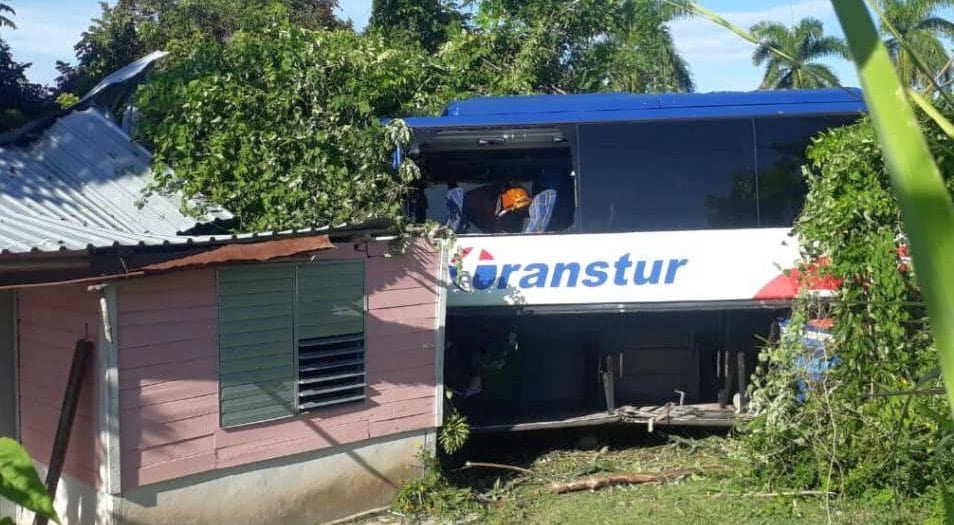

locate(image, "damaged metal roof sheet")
[[0, 108, 233, 253], [0, 212, 391, 255]]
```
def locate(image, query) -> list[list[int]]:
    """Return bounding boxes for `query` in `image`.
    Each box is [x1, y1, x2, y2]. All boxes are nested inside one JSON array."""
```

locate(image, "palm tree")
[[0, 2, 15, 30], [878, 0, 954, 89], [751, 17, 848, 90]]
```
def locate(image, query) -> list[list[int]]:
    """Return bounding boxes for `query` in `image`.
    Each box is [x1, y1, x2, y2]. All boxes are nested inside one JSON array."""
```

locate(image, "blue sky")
[[0, 0, 869, 91]]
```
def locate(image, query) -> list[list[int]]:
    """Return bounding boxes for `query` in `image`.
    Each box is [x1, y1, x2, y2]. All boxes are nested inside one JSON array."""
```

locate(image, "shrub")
[[743, 114, 954, 498]]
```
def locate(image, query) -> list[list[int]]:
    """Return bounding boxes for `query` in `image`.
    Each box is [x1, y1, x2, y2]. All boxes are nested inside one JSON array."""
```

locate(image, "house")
[[0, 56, 446, 525]]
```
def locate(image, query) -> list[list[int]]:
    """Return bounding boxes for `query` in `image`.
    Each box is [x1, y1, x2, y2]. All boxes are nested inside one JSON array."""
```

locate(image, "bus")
[[399, 89, 865, 431]]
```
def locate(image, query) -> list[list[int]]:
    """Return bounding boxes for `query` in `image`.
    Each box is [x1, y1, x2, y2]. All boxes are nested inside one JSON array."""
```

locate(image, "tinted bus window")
[[755, 115, 858, 227], [578, 119, 757, 232]]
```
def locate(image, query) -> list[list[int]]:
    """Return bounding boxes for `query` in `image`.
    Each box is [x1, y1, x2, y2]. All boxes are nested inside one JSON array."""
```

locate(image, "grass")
[[361, 427, 937, 525]]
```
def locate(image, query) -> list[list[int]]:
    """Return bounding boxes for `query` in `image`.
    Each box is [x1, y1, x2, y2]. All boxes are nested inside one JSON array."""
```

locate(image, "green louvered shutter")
[[218, 265, 297, 428], [296, 261, 366, 412]]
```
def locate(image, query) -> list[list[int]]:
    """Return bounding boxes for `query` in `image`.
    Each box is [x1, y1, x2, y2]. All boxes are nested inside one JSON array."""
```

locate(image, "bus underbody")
[[444, 304, 785, 432]]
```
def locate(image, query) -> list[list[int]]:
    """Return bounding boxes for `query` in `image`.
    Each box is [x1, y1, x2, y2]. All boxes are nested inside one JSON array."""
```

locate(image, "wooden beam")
[[35, 339, 92, 525]]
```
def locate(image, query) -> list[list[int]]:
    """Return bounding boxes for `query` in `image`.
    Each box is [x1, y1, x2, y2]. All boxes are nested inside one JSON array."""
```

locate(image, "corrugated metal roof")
[[401, 88, 867, 129], [0, 108, 233, 254], [0, 211, 389, 255]]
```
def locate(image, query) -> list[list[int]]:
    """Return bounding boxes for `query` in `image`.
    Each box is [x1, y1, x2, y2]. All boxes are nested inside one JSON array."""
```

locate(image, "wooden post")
[[602, 354, 616, 413], [35, 339, 93, 525], [719, 350, 733, 409], [737, 350, 748, 411]]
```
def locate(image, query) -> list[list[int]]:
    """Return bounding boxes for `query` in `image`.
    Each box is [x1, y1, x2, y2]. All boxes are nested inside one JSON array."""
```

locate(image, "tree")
[[0, 38, 54, 130], [136, 22, 424, 231], [61, 0, 346, 98], [369, 0, 464, 52], [440, 0, 694, 95], [570, 0, 693, 93], [751, 17, 848, 89], [0, 2, 15, 29], [878, 0, 954, 89]]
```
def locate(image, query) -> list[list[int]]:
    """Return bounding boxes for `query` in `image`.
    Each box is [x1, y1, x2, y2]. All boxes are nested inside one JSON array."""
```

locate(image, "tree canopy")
[[750, 17, 848, 89], [136, 21, 424, 231], [128, 0, 697, 230], [61, 0, 346, 96]]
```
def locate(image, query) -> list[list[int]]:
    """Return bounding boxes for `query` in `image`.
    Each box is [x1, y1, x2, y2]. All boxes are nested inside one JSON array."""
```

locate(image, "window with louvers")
[[296, 262, 366, 411], [218, 266, 297, 428], [217, 261, 366, 428]]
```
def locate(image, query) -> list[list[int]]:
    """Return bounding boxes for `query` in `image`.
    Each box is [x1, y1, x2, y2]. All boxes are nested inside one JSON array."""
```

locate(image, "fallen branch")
[[548, 469, 695, 494], [463, 461, 535, 476], [745, 490, 835, 498]]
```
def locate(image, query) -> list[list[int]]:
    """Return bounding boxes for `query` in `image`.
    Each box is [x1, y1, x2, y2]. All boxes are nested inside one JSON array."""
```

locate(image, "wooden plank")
[[119, 357, 217, 389], [36, 339, 92, 525], [122, 413, 218, 450], [118, 338, 216, 370], [368, 287, 436, 310], [119, 304, 217, 327], [124, 435, 214, 470], [125, 452, 216, 489], [121, 379, 218, 409]]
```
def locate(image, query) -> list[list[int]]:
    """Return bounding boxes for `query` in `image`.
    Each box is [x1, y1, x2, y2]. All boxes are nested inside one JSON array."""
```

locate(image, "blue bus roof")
[[401, 88, 866, 129]]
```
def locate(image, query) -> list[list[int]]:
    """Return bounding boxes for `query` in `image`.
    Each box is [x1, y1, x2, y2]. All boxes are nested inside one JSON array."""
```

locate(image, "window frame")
[[216, 260, 368, 429]]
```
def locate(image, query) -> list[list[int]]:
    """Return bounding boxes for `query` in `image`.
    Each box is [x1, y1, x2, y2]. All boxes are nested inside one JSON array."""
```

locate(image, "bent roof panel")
[[404, 88, 866, 129], [0, 108, 232, 237]]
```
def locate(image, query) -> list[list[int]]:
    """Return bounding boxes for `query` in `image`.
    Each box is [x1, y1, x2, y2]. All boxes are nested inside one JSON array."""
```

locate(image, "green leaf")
[[907, 89, 954, 139], [0, 438, 58, 523]]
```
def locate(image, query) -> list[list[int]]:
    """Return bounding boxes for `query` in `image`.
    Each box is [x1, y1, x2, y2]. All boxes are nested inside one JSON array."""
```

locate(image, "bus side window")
[[577, 119, 757, 233], [755, 115, 858, 227]]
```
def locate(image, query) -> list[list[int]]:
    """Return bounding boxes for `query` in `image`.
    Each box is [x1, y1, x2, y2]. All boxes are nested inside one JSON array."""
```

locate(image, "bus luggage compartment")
[[443, 307, 784, 432]]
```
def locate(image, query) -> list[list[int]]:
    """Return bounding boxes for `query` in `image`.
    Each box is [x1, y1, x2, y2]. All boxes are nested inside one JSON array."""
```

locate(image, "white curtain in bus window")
[[754, 115, 859, 227], [578, 119, 757, 232]]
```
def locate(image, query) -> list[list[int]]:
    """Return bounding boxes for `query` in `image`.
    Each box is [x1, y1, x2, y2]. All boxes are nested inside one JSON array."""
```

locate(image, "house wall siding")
[[118, 240, 441, 489], [17, 285, 100, 487]]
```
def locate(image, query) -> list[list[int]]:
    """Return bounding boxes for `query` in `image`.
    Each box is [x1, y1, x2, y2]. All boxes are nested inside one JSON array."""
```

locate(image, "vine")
[[743, 114, 954, 507]]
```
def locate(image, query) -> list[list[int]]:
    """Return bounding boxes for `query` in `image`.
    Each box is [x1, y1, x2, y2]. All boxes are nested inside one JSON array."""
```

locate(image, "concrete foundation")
[[118, 429, 433, 525], [15, 466, 101, 525], [16, 429, 432, 525]]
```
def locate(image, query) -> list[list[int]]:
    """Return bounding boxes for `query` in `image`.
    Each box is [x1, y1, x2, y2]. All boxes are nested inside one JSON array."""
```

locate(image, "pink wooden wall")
[[118, 240, 441, 489], [18, 285, 100, 487]]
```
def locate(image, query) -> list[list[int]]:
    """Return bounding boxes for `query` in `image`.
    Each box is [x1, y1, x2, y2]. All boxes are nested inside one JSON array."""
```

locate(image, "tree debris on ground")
[[547, 468, 696, 494]]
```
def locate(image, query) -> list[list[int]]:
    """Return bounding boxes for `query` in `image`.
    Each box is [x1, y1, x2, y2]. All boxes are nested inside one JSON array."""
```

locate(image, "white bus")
[[400, 89, 864, 430]]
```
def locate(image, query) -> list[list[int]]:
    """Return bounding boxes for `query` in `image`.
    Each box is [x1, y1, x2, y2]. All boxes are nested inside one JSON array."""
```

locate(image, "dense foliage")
[[61, 0, 346, 97], [369, 0, 464, 52], [134, 0, 695, 230], [136, 21, 423, 231], [744, 114, 954, 502], [0, 38, 54, 130]]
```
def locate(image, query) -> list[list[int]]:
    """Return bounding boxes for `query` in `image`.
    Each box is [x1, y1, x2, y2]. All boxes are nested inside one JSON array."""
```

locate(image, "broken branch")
[[548, 469, 695, 494], [463, 461, 535, 476]]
